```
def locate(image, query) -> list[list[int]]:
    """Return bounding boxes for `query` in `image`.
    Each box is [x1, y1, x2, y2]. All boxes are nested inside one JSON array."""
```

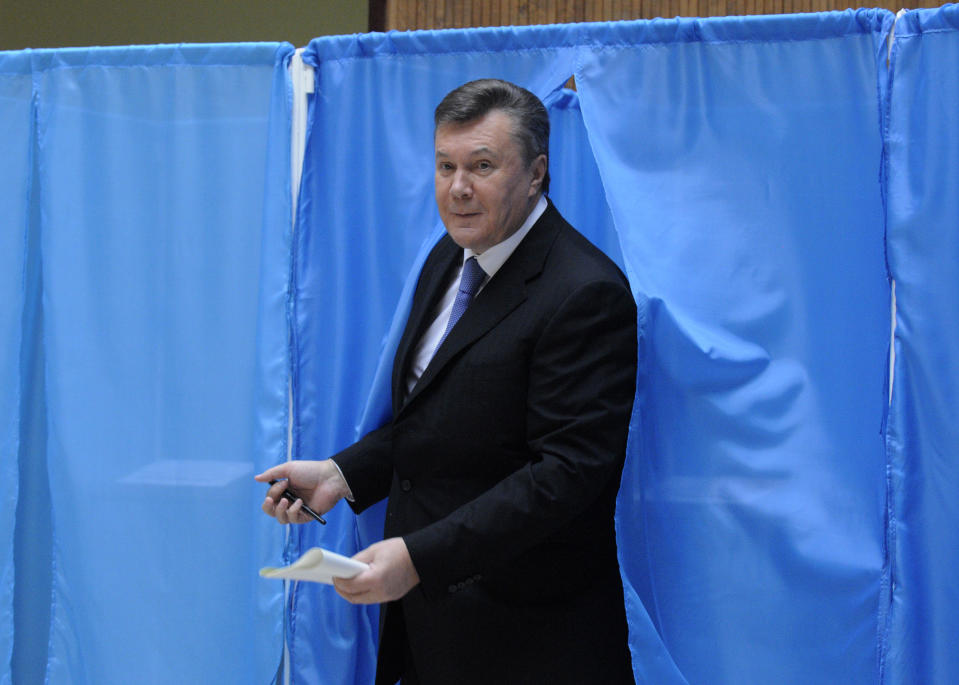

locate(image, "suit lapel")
[[397, 202, 564, 416], [391, 236, 462, 412]]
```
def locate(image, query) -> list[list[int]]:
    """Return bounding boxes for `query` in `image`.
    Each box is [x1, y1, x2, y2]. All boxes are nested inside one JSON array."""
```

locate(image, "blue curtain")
[[289, 12, 907, 685], [0, 51, 34, 685], [577, 12, 893, 684], [11, 43, 294, 684], [884, 6, 959, 684]]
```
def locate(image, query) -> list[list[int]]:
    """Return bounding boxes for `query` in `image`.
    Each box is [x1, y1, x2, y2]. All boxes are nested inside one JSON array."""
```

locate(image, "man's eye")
[[476, 161, 492, 171]]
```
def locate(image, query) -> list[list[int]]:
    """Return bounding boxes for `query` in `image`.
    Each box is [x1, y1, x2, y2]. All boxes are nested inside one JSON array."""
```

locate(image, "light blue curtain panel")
[[884, 6, 959, 684], [0, 51, 34, 685], [29, 43, 292, 684], [577, 11, 893, 684]]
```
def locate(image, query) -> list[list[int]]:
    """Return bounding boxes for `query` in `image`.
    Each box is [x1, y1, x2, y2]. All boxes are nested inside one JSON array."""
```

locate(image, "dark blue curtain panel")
[[884, 5, 959, 684]]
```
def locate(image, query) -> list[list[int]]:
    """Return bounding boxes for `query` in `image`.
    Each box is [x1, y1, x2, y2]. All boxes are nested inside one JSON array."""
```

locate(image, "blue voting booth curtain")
[[0, 51, 33, 685], [6, 44, 293, 684], [288, 11, 909, 685], [577, 12, 892, 685], [884, 6, 959, 684]]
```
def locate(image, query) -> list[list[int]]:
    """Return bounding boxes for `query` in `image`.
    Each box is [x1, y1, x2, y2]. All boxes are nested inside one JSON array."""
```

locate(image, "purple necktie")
[[437, 256, 486, 349]]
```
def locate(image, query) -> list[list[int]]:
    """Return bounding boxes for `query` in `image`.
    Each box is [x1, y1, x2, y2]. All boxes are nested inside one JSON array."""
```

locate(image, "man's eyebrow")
[[435, 146, 497, 158]]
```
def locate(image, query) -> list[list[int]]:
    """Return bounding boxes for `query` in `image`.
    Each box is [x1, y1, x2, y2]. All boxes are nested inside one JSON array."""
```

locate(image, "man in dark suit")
[[257, 79, 636, 685]]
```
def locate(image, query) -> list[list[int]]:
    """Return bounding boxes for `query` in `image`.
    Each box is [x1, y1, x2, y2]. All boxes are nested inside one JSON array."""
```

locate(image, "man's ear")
[[528, 154, 547, 195]]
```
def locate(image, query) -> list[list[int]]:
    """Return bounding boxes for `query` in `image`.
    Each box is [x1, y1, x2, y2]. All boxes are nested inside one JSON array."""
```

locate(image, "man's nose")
[[450, 170, 472, 198]]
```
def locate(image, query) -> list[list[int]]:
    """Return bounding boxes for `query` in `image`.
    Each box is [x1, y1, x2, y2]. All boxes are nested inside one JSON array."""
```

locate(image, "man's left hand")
[[333, 538, 420, 604]]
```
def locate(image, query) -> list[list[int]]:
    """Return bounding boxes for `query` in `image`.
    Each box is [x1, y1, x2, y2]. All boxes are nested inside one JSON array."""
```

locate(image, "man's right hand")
[[255, 460, 352, 524]]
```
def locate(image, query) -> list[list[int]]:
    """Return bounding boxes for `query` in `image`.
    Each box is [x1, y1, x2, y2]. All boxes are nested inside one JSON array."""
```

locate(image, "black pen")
[[269, 479, 326, 524]]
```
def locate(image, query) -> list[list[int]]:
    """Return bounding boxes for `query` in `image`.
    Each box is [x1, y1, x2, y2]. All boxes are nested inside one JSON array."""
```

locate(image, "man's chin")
[[446, 226, 485, 250]]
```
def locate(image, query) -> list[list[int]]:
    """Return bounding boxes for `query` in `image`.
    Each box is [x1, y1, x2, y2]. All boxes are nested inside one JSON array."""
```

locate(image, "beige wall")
[[0, 0, 367, 50]]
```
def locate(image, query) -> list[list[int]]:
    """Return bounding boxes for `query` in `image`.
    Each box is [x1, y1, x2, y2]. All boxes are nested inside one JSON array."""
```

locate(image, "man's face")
[[434, 110, 546, 254]]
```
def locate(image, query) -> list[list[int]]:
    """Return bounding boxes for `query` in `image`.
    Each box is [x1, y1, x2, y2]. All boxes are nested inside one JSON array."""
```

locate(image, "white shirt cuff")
[[328, 459, 355, 503]]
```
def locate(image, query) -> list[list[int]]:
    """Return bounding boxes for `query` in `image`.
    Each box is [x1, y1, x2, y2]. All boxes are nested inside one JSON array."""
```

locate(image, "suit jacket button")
[[400, 480, 412, 492], [448, 584, 457, 593]]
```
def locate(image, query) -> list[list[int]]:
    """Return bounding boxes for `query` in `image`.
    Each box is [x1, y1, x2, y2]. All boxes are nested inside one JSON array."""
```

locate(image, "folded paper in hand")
[[259, 547, 368, 585]]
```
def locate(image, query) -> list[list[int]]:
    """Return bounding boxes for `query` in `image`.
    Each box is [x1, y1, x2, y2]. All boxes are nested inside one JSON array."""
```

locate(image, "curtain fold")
[[542, 86, 623, 269], [31, 43, 291, 684], [252, 44, 298, 682], [884, 6, 959, 684], [0, 50, 34, 685], [574, 11, 893, 684]]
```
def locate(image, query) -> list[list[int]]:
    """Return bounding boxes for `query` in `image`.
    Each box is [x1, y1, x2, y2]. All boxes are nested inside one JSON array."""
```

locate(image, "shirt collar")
[[464, 195, 547, 280]]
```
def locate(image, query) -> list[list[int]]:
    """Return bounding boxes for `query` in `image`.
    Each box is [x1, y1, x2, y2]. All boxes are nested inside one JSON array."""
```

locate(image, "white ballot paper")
[[259, 547, 368, 585]]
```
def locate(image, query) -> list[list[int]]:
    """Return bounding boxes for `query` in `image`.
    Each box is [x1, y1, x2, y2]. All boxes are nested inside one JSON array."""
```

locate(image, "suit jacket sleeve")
[[332, 422, 394, 510], [402, 277, 637, 598]]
